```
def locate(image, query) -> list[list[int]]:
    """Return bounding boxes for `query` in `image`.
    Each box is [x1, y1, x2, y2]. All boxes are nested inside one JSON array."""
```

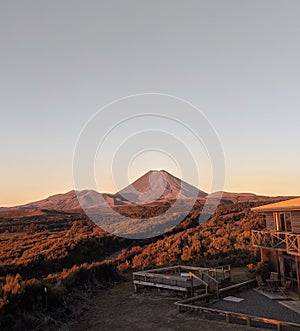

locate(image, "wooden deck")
[[175, 282, 300, 330], [133, 265, 231, 296], [175, 302, 300, 331]]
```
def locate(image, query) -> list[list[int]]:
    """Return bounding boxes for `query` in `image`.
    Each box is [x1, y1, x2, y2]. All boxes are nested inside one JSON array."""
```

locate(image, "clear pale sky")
[[1, 0, 300, 207]]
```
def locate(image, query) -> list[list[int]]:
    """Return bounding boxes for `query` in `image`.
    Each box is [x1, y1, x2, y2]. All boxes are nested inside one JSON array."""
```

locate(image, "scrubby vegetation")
[[0, 199, 278, 329], [0, 212, 126, 330], [0, 261, 119, 330], [114, 201, 266, 270]]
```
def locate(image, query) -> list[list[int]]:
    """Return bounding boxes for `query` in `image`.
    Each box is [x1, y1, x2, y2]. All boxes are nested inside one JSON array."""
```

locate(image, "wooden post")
[[246, 317, 251, 327], [278, 252, 285, 286], [44, 286, 48, 311], [225, 313, 230, 323], [296, 256, 300, 299], [201, 308, 205, 319]]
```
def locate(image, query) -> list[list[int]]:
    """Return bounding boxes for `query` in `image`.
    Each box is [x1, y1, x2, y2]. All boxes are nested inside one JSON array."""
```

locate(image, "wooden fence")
[[175, 302, 300, 331]]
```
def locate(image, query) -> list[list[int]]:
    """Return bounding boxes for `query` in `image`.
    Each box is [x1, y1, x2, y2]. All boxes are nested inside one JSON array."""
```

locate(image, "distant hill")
[[0, 170, 295, 212], [208, 191, 295, 204], [0, 190, 118, 212]]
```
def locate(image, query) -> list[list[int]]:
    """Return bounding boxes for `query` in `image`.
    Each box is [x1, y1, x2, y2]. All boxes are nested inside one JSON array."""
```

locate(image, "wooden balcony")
[[252, 230, 300, 256], [286, 233, 300, 255], [252, 230, 286, 250]]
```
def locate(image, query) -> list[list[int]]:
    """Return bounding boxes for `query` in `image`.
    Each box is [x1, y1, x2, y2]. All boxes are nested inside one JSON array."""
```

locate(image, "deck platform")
[[133, 265, 231, 296]]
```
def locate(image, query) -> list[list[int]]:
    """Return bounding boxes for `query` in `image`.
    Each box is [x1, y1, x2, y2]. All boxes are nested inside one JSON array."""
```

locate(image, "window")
[[285, 213, 292, 231], [274, 212, 292, 232]]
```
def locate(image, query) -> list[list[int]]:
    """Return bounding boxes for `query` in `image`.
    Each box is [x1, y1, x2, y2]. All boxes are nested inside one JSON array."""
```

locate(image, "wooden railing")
[[207, 265, 231, 281], [286, 233, 300, 255], [252, 230, 300, 256], [138, 265, 231, 281], [133, 265, 230, 296], [189, 272, 209, 295], [175, 279, 298, 330], [133, 271, 192, 293], [175, 302, 300, 331], [189, 271, 220, 296], [252, 230, 286, 250]]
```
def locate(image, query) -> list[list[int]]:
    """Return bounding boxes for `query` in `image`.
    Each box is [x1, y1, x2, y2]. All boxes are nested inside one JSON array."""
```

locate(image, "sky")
[[1, 0, 300, 206]]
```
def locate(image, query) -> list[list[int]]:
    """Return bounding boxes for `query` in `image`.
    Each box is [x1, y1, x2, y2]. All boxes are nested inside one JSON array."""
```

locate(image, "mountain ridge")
[[0, 170, 296, 211]]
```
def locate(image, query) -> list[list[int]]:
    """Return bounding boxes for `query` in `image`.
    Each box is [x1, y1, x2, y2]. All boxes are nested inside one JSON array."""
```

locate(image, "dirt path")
[[66, 282, 266, 331]]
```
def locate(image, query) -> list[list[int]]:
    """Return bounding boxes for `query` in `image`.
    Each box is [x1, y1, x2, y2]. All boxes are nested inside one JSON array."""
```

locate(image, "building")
[[252, 198, 300, 294]]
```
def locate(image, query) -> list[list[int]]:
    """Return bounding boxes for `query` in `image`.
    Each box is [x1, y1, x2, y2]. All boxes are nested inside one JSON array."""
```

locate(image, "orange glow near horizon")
[[1, 168, 299, 207]]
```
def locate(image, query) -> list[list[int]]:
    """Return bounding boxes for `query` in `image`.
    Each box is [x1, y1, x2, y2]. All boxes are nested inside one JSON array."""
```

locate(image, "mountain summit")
[[117, 170, 207, 204], [2, 170, 206, 211]]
